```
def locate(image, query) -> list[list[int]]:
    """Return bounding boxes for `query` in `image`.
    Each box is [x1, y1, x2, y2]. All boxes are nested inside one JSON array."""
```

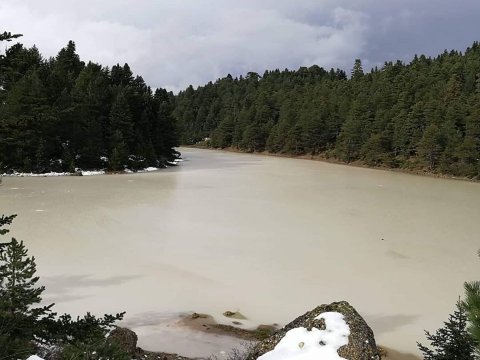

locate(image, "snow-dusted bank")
[[258, 312, 350, 360], [0, 159, 183, 177], [1, 170, 105, 177]]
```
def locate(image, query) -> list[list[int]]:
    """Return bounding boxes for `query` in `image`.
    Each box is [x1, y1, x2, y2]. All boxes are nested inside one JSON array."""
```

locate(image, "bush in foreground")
[[0, 214, 127, 359], [463, 251, 480, 356], [417, 301, 477, 360]]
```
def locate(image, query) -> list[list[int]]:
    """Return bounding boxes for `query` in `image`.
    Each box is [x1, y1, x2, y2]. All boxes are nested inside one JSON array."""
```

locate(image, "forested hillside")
[[0, 35, 177, 174], [175, 43, 480, 178]]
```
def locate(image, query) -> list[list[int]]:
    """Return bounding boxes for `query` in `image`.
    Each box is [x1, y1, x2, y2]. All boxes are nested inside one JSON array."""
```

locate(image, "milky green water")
[[1, 147, 479, 358]]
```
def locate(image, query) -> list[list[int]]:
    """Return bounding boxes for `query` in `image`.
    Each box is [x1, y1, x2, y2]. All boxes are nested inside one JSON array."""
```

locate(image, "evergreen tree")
[[463, 251, 480, 355], [0, 31, 22, 43], [54, 312, 128, 360], [417, 302, 476, 360], [351, 59, 364, 80], [0, 214, 16, 236], [0, 214, 128, 359], [0, 35, 178, 174], [418, 124, 444, 170], [0, 236, 54, 358], [109, 90, 134, 151], [109, 130, 127, 171], [173, 42, 480, 179], [0, 214, 16, 251]]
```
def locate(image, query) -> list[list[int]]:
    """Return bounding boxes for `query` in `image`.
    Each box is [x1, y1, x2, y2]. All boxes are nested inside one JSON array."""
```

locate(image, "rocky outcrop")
[[107, 327, 192, 360], [245, 301, 381, 360], [108, 327, 138, 355]]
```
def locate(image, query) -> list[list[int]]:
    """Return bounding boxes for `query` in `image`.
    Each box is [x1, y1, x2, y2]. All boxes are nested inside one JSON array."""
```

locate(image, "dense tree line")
[[0, 36, 178, 174], [175, 43, 480, 178]]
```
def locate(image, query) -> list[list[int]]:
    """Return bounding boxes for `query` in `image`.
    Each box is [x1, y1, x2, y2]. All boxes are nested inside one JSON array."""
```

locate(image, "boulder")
[[107, 327, 138, 355], [246, 301, 381, 360]]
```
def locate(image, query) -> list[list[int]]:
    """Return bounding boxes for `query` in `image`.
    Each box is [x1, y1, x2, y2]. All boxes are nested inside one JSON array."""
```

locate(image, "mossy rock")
[[223, 310, 247, 320], [246, 301, 381, 360]]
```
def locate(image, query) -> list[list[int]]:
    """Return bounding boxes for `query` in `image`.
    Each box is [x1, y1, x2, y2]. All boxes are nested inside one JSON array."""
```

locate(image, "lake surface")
[[1, 147, 479, 358]]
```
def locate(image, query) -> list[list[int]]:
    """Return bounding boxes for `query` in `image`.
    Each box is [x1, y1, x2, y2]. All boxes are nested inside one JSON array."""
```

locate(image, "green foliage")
[[0, 31, 22, 43], [417, 302, 476, 360], [174, 42, 480, 178], [61, 339, 129, 360], [0, 214, 16, 236], [0, 35, 178, 174], [54, 312, 128, 360], [0, 236, 55, 359], [463, 251, 480, 355], [0, 214, 128, 359], [109, 130, 127, 171]]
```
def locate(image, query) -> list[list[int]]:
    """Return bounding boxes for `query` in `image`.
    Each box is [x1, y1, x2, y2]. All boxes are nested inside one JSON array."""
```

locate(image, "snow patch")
[[257, 312, 350, 360], [139, 167, 159, 172], [1, 163, 178, 177], [166, 157, 183, 166], [27, 356, 44, 360], [81, 170, 105, 176], [1, 172, 71, 177]]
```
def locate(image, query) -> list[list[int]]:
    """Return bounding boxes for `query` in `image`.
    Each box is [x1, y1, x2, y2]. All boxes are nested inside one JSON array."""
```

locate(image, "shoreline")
[[181, 145, 479, 184], [135, 312, 421, 360], [0, 160, 183, 178]]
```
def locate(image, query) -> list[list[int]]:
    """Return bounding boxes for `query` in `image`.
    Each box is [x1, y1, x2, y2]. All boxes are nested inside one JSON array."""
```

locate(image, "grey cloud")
[[0, 1, 479, 91]]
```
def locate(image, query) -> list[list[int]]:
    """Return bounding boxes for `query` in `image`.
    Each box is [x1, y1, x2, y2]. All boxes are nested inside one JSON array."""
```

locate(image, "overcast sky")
[[1, 0, 479, 92]]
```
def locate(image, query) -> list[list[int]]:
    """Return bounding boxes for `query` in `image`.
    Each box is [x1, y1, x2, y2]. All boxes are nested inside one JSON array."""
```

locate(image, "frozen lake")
[[1, 147, 479, 358]]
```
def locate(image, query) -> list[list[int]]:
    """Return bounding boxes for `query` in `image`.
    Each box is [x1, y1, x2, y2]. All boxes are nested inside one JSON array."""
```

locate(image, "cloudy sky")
[[1, 0, 479, 92]]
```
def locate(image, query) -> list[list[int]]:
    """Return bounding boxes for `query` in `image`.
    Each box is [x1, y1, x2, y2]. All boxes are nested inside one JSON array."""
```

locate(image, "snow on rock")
[[27, 356, 45, 360], [246, 301, 380, 360], [257, 312, 349, 360]]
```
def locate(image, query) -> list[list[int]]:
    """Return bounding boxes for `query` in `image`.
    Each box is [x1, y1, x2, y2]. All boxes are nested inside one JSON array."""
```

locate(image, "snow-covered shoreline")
[[1, 170, 105, 177], [0, 159, 183, 178]]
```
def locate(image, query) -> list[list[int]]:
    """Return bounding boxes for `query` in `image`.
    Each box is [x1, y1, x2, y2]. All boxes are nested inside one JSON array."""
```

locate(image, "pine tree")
[[351, 59, 364, 80], [0, 214, 16, 251], [0, 214, 16, 235], [463, 251, 480, 355], [417, 301, 476, 360], [54, 312, 128, 360], [417, 124, 444, 170], [0, 237, 54, 358], [109, 90, 134, 150], [109, 130, 127, 171], [0, 215, 128, 358]]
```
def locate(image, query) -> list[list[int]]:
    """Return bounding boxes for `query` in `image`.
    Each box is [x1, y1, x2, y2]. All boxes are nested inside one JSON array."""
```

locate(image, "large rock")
[[246, 301, 381, 360], [108, 327, 138, 355], [107, 327, 193, 360]]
